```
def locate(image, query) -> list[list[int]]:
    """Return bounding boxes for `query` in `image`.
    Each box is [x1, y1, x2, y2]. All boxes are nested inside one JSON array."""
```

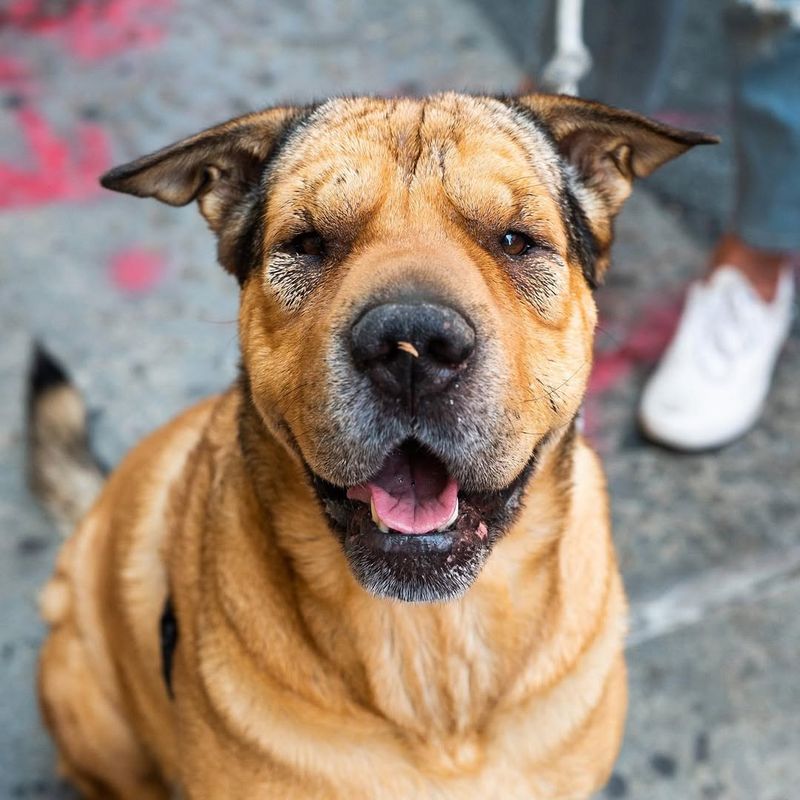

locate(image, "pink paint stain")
[[583, 295, 684, 442], [110, 247, 167, 294], [0, 56, 31, 88], [1, 0, 174, 61], [0, 107, 111, 208], [589, 296, 684, 396]]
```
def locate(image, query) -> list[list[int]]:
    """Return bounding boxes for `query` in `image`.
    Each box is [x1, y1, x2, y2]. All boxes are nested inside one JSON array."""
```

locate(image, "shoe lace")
[[688, 277, 764, 377]]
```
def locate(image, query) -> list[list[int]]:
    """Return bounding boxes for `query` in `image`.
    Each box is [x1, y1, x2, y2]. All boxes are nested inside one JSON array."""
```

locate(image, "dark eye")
[[500, 231, 534, 257], [285, 231, 325, 257]]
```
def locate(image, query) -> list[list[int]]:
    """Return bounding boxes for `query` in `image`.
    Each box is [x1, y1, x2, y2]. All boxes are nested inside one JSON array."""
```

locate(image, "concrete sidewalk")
[[1, 1, 798, 797]]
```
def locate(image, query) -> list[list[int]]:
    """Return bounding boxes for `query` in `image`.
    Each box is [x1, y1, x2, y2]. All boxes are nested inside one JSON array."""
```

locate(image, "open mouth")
[[309, 437, 542, 602], [345, 441, 482, 537]]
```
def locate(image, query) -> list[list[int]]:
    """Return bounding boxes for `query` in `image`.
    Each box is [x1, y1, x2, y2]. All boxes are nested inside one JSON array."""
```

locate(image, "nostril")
[[428, 334, 474, 367], [351, 338, 398, 372], [372, 339, 395, 362], [350, 318, 392, 368], [349, 301, 476, 400]]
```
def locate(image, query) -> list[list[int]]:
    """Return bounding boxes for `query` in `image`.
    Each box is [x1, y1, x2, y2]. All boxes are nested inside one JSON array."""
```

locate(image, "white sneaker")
[[639, 266, 795, 451]]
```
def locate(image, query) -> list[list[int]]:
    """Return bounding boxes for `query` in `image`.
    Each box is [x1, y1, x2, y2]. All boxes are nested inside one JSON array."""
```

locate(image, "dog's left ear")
[[100, 106, 310, 280], [516, 94, 718, 215], [511, 94, 717, 283]]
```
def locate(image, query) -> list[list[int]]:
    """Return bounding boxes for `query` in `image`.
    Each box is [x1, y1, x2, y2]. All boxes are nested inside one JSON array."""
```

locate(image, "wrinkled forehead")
[[265, 93, 567, 235]]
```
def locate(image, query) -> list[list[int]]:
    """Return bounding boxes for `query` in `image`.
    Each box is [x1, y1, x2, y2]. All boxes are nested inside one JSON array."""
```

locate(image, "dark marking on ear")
[[159, 597, 178, 699], [562, 182, 600, 288], [219, 106, 319, 285], [497, 99, 600, 288], [100, 103, 319, 284], [499, 93, 716, 283], [514, 94, 718, 214]]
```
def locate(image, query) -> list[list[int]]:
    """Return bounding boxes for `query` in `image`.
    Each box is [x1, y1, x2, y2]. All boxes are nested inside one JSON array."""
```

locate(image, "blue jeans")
[[729, 3, 800, 250], [636, 0, 800, 251]]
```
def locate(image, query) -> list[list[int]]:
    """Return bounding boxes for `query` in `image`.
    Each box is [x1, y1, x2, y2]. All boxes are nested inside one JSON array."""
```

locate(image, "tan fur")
[[36, 93, 713, 799]]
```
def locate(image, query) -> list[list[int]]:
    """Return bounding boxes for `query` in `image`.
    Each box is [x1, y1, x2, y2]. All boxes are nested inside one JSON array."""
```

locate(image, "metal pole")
[[541, 0, 592, 95]]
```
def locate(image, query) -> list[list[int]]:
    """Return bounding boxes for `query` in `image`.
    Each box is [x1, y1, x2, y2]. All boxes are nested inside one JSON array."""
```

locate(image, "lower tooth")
[[437, 499, 459, 532], [371, 498, 390, 533]]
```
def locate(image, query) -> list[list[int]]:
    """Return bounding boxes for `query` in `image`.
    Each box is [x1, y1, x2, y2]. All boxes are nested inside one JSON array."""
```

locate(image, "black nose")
[[350, 302, 475, 406]]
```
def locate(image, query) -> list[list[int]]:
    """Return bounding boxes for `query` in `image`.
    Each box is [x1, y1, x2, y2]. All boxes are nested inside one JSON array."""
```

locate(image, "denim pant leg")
[[580, 0, 687, 113], [729, 5, 800, 251]]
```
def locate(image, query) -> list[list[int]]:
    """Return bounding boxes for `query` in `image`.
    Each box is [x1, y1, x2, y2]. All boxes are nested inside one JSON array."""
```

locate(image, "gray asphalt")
[[1, 1, 798, 798]]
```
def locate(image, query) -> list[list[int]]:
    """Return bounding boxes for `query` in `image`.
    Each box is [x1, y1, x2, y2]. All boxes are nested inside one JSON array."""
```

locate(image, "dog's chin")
[[309, 439, 542, 603]]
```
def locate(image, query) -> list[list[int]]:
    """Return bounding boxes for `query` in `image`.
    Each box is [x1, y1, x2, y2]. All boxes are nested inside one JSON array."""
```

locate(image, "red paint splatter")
[[583, 295, 684, 443], [0, 56, 31, 88], [589, 296, 684, 397], [110, 247, 167, 294], [0, 0, 174, 61], [587, 351, 631, 396], [0, 107, 111, 208]]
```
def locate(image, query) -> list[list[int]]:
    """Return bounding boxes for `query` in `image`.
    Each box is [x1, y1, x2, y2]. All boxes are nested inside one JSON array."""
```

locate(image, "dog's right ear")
[[100, 106, 311, 280]]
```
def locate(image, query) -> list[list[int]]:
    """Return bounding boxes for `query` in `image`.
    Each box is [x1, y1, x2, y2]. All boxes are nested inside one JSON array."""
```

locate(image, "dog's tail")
[[26, 344, 106, 535]]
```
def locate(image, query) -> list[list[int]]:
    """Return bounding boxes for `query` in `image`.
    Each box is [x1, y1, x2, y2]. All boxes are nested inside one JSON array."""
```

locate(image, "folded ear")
[[517, 94, 719, 215], [511, 94, 718, 284], [100, 105, 312, 281]]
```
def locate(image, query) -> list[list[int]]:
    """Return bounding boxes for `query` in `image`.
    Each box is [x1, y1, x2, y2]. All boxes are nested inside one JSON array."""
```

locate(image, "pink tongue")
[[347, 448, 459, 534]]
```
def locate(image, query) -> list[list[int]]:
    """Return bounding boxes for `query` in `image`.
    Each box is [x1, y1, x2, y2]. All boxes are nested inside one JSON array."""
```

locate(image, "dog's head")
[[102, 94, 715, 602]]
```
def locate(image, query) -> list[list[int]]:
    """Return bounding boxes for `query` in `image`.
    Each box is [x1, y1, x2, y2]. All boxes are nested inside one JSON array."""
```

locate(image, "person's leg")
[[516, 0, 687, 109], [581, 0, 687, 112], [639, 3, 798, 451], [708, 233, 791, 300], [714, 3, 800, 299]]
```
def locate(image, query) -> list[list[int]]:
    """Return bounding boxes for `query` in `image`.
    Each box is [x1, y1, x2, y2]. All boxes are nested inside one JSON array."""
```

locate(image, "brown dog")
[[30, 93, 715, 799]]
